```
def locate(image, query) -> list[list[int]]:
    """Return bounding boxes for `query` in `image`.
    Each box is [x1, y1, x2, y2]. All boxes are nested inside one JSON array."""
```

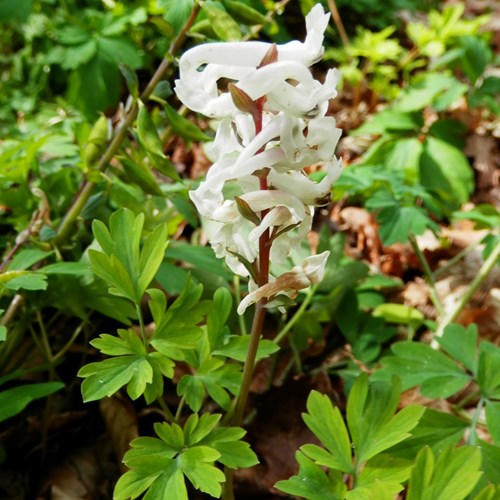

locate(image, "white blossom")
[[174, 4, 342, 314]]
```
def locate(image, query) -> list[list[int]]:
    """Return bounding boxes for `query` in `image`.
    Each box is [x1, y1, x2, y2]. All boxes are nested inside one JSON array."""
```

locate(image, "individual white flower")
[[236, 251, 330, 315], [174, 4, 339, 120]]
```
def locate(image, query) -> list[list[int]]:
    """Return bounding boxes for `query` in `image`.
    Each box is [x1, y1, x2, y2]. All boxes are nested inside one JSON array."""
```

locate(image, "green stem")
[[273, 285, 316, 345], [233, 302, 267, 427], [289, 336, 303, 375], [408, 234, 445, 318], [135, 304, 148, 349], [468, 396, 485, 445], [54, 3, 201, 245], [175, 395, 185, 422], [434, 237, 500, 340], [433, 243, 476, 277], [233, 275, 248, 336], [157, 396, 176, 423], [53, 319, 86, 362]]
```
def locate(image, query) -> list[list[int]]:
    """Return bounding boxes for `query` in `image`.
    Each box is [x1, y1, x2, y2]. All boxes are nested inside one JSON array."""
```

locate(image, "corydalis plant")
[[175, 4, 342, 314]]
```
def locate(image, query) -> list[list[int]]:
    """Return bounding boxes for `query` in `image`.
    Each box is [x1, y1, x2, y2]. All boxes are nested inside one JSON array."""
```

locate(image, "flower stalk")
[[174, 4, 342, 495]]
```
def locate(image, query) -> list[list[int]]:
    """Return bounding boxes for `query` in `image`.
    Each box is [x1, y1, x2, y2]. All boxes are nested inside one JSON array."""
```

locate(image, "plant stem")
[[157, 396, 176, 423], [433, 243, 476, 277], [174, 395, 185, 422], [135, 304, 148, 349], [233, 275, 248, 336], [408, 234, 445, 318], [433, 237, 500, 340], [233, 302, 267, 427], [468, 396, 485, 445], [54, 3, 201, 245], [273, 285, 316, 344], [326, 0, 349, 47]]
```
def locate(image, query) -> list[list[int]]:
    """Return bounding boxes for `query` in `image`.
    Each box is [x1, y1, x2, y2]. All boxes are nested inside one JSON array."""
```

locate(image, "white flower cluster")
[[174, 4, 342, 314]]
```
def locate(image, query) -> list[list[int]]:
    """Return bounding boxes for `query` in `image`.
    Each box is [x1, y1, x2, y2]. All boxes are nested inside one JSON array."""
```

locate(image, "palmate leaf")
[[114, 413, 257, 500], [90, 208, 168, 304], [347, 374, 424, 464], [0, 382, 64, 423], [78, 329, 174, 402], [379, 341, 471, 398], [407, 445, 482, 500], [275, 451, 346, 500], [301, 391, 353, 473], [177, 357, 242, 412], [150, 279, 209, 360]]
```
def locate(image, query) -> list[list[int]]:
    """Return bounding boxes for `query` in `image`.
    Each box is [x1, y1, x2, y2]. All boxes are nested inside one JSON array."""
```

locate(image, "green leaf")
[[79, 355, 152, 402], [407, 445, 482, 500], [374, 204, 439, 245], [437, 323, 477, 373], [177, 357, 241, 411], [196, 426, 258, 469], [207, 287, 233, 351], [150, 280, 206, 361], [137, 104, 166, 158], [160, 0, 194, 34], [7, 248, 53, 271], [178, 447, 225, 497], [213, 336, 279, 362], [164, 103, 212, 142], [473, 485, 500, 500], [138, 223, 169, 294], [165, 243, 232, 281], [458, 35, 492, 84], [301, 391, 353, 473], [379, 341, 471, 397], [275, 451, 346, 500], [116, 413, 253, 499], [0, 382, 64, 423], [0, 0, 33, 21], [221, 0, 268, 25], [119, 63, 139, 100], [41, 262, 91, 276], [385, 408, 467, 460], [121, 156, 165, 196], [1, 272, 48, 291], [346, 374, 424, 463], [485, 401, 500, 446], [202, 4, 241, 41], [478, 439, 500, 484], [477, 342, 500, 399], [358, 454, 412, 494], [352, 111, 423, 135], [373, 303, 424, 325], [420, 136, 474, 209], [98, 37, 142, 68]]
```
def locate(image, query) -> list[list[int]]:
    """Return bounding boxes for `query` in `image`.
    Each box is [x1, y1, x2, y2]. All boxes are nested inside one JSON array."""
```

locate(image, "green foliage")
[[275, 375, 424, 498], [0, 381, 64, 422], [114, 413, 258, 499], [407, 445, 482, 500], [89, 208, 169, 304]]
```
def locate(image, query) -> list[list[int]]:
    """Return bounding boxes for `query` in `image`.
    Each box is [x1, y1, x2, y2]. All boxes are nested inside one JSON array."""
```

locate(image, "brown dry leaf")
[[99, 395, 139, 471], [38, 438, 115, 500]]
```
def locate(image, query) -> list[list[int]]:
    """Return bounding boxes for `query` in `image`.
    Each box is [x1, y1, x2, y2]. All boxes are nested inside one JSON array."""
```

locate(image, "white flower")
[[237, 251, 330, 315], [175, 4, 341, 314]]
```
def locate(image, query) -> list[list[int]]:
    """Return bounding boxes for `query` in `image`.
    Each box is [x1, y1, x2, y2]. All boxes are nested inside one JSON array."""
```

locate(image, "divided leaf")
[[114, 414, 257, 500], [407, 445, 482, 500], [379, 341, 471, 398]]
